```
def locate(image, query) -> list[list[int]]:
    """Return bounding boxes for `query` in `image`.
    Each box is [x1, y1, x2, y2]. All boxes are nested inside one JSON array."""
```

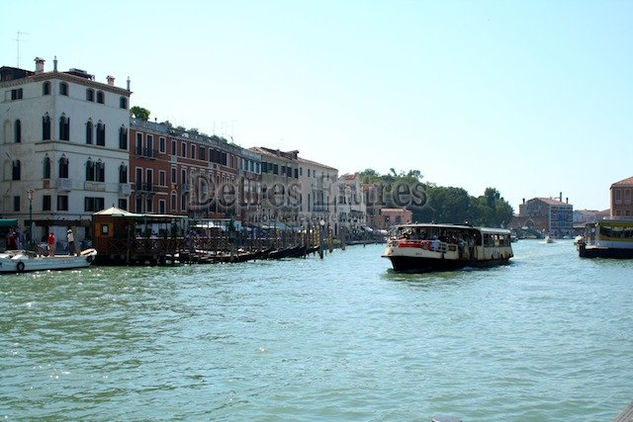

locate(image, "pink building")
[[379, 208, 412, 228]]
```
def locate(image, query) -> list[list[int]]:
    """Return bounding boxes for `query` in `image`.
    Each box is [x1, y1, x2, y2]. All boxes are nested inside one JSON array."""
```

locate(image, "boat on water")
[[577, 218, 633, 258], [0, 249, 97, 273], [382, 223, 513, 272], [544, 235, 555, 243]]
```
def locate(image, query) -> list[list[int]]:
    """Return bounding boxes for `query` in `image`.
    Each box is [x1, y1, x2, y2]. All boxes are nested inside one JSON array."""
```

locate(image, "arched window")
[[86, 159, 95, 181], [86, 89, 95, 102], [14, 119, 21, 143], [59, 115, 70, 141], [60, 82, 68, 96], [85, 120, 93, 144], [119, 164, 127, 183], [42, 81, 51, 95], [96, 91, 104, 104], [12, 160, 20, 180], [58, 156, 69, 179], [96, 122, 105, 146], [119, 126, 128, 150], [119, 97, 127, 109], [42, 114, 51, 140], [96, 160, 105, 182], [43, 156, 51, 179]]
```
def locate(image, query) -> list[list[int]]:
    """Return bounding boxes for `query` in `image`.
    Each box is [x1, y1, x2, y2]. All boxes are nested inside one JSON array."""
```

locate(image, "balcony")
[[84, 181, 106, 191], [56, 178, 72, 191], [135, 183, 156, 193], [119, 183, 131, 195], [135, 146, 159, 159], [42, 179, 54, 189]]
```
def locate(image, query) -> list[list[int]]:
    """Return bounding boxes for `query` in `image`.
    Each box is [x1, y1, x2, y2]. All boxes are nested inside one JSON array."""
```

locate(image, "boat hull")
[[385, 255, 511, 273], [0, 249, 97, 273], [578, 244, 633, 259]]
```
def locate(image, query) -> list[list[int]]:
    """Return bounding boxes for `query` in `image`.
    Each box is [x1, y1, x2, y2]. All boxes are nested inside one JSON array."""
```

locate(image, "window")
[[43, 156, 51, 179], [12, 160, 20, 180], [135, 133, 143, 155], [57, 195, 69, 211], [146, 197, 153, 213], [170, 193, 176, 211], [96, 122, 105, 146], [119, 97, 127, 109], [118, 199, 127, 210], [159, 137, 166, 153], [13, 196, 20, 212], [135, 196, 142, 213], [42, 82, 50, 95], [86, 160, 105, 182], [145, 135, 153, 156], [59, 115, 70, 141], [86, 120, 93, 144], [119, 126, 128, 149], [158, 199, 166, 214], [14, 119, 21, 143], [119, 164, 128, 183], [43, 195, 51, 211], [181, 169, 186, 185], [96, 90, 104, 104], [159, 170, 166, 186], [58, 157, 69, 178], [146, 169, 153, 190], [84, 197, 105, 212], [181, 142, 186, 157], [11, 88, 23, 100], [191, 144, 196, 159], [60, 82, 68, 96], [171, 140, 176, 155], [135, 168, 143, 190], [199, 146, 205, 161], [171, 168, 176, 184], [42, 114, 51, 140], [86, 89, 95, 102]]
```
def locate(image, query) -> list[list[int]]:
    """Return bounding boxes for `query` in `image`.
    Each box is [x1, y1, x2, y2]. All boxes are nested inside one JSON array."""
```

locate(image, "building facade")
[[337, 173, 367, 233], [0, 57, 131, 245], [518, 195, 573, 237], [610, 176, 633, 217]]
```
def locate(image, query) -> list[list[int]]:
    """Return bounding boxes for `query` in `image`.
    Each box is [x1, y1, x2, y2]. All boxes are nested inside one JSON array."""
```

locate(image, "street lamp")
[[26, 188, 34, 249]]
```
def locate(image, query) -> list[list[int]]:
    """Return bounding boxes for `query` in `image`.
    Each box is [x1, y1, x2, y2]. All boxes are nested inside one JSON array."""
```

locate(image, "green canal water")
[[1, 240, 632, 421]]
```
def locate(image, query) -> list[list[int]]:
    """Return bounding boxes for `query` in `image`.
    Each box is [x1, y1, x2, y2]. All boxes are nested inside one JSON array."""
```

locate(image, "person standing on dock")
[[67, 228, 75, 256], [48, 232, 56, 256]]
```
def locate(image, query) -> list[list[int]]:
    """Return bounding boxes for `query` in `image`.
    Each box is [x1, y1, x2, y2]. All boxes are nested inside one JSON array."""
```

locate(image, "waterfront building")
[[129, 119, 260, 223], [0, 57, 131, 245], [517, 194, 573, 237], [610, 176, 633, 217], [337, 173, 367, 234], [296, 155, 338, 232], [378, 208, 412, 229]]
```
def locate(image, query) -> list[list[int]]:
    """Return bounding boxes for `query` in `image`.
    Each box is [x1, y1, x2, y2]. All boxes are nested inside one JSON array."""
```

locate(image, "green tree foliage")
[[130, 106, 151, 121]]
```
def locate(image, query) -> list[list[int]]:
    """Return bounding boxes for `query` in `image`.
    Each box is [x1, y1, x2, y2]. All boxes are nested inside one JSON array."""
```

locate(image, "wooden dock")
[[614, 402, 633, 422]]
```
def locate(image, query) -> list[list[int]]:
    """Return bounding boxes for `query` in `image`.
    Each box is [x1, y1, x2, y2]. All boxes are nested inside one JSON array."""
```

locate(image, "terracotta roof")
[[611, 176, 633, 187], [534, 197, 571, 206]]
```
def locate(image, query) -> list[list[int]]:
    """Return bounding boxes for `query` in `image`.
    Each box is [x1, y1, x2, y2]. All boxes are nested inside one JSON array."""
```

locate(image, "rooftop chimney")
[[126, 76, 130, 91], [559, 192, 562, 202], [53, 56, 58, 72], [522, 198, 525, 204], [106, 75, 115, 86], [34, 57, 45, 74], [566, 197, 568, 204]]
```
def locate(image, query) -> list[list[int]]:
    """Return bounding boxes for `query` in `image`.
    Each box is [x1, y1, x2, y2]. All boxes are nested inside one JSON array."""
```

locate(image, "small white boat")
[[544, 235, 554, 243], [0, 249, 97, 273]]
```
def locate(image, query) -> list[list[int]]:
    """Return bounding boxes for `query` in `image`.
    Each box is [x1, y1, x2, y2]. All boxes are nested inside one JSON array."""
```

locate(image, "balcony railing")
[[119, 183, 131, 195], [135, 146, 159, 159], [56, 178, 72, 191], [135, 183, 156, 192], [84, 181, 106, 191]]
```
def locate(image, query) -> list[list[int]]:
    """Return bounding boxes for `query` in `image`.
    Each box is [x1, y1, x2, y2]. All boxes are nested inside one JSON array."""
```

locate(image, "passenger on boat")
[[431, 236, 440, 251], [458, 237, 465, 259]]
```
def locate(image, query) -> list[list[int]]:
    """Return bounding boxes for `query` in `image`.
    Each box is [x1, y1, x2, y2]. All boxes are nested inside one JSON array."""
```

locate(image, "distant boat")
[[0, 249, 97, 273], [578, 219, 633, 258], [544, 235, 554, 243], [382, 223, 513, 272]]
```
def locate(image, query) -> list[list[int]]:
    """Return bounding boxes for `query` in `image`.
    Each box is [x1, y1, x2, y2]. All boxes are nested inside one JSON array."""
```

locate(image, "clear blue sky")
[[4, 0, 632, 211]]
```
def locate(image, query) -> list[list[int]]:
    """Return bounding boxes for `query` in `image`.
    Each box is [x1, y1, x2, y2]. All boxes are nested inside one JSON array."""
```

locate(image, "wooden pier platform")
[[614, 402, 633, 422]]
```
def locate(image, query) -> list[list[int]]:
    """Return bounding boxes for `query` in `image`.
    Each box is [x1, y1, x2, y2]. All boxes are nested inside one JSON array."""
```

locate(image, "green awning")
[[0, 219, 18, 228]]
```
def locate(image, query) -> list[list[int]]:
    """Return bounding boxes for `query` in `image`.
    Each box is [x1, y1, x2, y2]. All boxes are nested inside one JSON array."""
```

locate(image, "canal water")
[[1, 240, 632, 421]]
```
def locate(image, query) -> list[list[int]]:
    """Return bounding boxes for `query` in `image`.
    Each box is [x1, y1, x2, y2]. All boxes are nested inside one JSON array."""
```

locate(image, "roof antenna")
[[13, 31, 29, 67]]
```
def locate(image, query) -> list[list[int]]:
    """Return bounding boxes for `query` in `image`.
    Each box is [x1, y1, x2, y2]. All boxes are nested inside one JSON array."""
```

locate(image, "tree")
[[130, 106, 151, 121]]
